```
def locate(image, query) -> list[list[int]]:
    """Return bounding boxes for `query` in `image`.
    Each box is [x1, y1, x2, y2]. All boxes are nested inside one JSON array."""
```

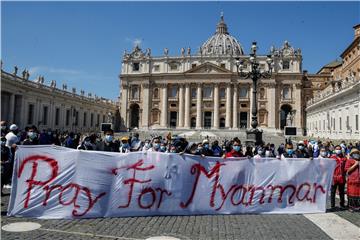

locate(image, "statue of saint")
[[164, 48, 169, 56], [13, 66, 18, 75]]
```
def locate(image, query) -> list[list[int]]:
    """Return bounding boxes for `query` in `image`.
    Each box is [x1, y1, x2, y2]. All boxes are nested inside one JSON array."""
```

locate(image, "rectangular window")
[[339, 117, 342, 130], [170, 64, 178, 70], [97, 114, 100, 126], [356, 115, 359, 131], [191, 88, 197, 99], [55, 108, 60, 126], [346, 116, 350, 129], [43, 106, 48, 125], [169, 86, 178, 98], [220, 63, 226, 69], [75, 111, 79, 126], [132, 62, 140, 71], [66, 110, 70, 126], [203, 86, 212, 98], [239, 87, 248, 98], [220, 88, 226, 99], [83, 112, 87, 127], [191, 64, 197, 69], [27, 104, 34, 124], [91, 113, 94, 127], [153, 65, 160, 72]]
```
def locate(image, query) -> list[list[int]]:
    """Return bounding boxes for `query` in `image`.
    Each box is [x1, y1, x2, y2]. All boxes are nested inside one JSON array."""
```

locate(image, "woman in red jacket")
[[345, 148, 360, 212], [330, 145, 347, 210]]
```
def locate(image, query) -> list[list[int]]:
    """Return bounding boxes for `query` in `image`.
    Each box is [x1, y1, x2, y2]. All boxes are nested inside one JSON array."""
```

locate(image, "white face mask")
[[265, 151, 270, 157], [335, 149, 342, 155], [320, 151, 327, 157], [258, 150, 263, 155]]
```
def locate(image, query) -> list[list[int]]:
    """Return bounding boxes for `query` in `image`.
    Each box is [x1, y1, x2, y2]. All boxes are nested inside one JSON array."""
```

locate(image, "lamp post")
[[235, 42, 273, 145]]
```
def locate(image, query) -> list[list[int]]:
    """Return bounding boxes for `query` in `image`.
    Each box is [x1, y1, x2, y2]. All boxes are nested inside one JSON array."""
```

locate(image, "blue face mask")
[[122, 143, 129, 148], [287, 149, 294, 155], [160, 146, 166, 151], [204, 144, 209, 149], [233, 146, 241, 152], [154, 143, 160, 149], [105, 135, 113, 142]]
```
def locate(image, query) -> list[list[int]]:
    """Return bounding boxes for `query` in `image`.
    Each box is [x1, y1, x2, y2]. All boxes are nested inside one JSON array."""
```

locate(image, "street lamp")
[[235, 41, 273, 145]]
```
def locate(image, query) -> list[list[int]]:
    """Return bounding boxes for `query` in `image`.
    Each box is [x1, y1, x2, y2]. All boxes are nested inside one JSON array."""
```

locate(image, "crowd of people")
[[1, 121, 359, 212]]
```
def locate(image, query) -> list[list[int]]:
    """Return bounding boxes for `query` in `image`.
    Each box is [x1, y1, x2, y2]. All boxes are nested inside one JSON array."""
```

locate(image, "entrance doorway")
[[204, 112, 212, 129], [240, 112, 248, 129], [130, 104, 140, 128], [190, 117, 196, 129], [170, 111, 177, 128], [220, 118, 225, 128], [280, 104, 292, 129]]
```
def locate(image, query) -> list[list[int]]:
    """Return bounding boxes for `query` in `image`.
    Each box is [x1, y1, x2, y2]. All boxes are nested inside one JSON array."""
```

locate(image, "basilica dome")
[[200, 15, 244, 56]]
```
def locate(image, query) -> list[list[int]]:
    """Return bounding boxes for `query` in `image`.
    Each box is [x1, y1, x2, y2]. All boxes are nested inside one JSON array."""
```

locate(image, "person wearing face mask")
[[95, 129, 119, 152], [281, 143, 297, 159], [201, 139, 214, 156], [254, 147, 265, 159], [130, 133, 142, 152], [330, 145, 347, 210], [264, 147, 275, 158], [225, 139, 244, 158], [159, 142, 167, 153], [295, 141, 311, 158], [142, 139, 152, 151], [211, 140, 223, 157], [5, 124, 20, 148], [318, 147, 329, 159], [119, 136, 131, 153], [345, 148, 360, 212], [22, 127, 39, 145], [149, 137, 161, 152], [77, 136, 96, 150], [168, 145, 178, 153]]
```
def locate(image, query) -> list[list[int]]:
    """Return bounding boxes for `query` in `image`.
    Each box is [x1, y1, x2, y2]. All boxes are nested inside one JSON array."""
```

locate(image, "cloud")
[[125, 37, 143, 47], [28, 66, 82, 75]]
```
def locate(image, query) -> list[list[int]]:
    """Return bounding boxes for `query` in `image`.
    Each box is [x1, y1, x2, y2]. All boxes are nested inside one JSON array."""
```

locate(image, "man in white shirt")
[[5, 124, 19, 148]]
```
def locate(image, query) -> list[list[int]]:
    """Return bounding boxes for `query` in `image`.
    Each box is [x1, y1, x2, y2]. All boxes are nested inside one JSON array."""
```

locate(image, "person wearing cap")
[[200, 139, 214, 156], [130, 133, 142, 152], [330, 145, 347, 210], [5, 124, 20, 148], [295, 140, 311, 158], [95, 129, 119, 152], [345, 148, 360, 212], [225, 139, 244, 158], [119, 136, 131, 153]]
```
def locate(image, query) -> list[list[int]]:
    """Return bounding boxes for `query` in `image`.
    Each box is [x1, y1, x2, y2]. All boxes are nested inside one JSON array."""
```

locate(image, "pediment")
[[184, 62, 232, 74]]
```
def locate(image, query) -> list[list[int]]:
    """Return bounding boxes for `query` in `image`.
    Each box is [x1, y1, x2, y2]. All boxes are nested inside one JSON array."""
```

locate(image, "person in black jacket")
[[95, 129, 119, 152]]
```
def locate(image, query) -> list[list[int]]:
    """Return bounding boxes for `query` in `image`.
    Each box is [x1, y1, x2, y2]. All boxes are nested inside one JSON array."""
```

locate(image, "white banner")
[[8, 146, 336, 219]]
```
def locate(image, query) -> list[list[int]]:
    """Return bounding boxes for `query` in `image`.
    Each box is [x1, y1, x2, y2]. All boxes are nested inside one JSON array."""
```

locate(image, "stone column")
[[184, 84, 191, 128], [9, 94, 15, 123], [213, 83, 219, 129], [196, 83, 202, 129], [267, 83, 276, 128], [120, 84, 128, 129], [19, 95, 26, 129], [160, 84, 168, 128], [178, 84, 184, 127], [232, 84, 238, 129], [141, 83, 150, 129], [294, 84, 302, 129], [225, 83, 232, 128], [249, 84, 254, 128]]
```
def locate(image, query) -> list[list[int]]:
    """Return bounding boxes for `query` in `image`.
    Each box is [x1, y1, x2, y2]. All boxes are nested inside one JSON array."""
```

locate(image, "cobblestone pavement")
[[1, 189, 359, 240]]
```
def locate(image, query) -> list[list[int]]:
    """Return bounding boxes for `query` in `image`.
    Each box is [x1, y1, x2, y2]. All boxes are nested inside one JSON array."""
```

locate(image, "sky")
[[1, 1, 359, 100]]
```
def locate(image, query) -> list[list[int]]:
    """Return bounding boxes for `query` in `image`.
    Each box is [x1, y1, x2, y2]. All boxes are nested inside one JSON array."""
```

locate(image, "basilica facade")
[[119, 16, 306, 134]]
